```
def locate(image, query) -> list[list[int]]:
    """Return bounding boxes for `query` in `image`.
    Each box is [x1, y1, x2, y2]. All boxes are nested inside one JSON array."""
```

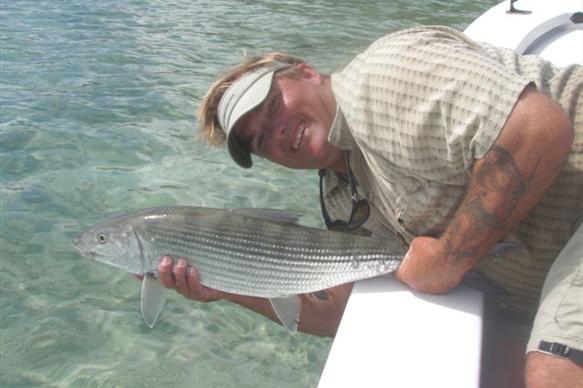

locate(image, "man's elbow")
[[558, 118, 574, 153], [543, 105, 573, 161], [526, 89, 574, 160]]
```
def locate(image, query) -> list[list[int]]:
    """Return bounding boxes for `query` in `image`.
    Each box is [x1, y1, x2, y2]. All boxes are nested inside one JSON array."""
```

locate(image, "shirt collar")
[[327, 105, 356, 150]]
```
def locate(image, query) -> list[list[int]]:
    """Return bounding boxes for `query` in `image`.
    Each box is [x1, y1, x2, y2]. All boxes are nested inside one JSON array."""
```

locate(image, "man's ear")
[[296, 63, 322, 83]]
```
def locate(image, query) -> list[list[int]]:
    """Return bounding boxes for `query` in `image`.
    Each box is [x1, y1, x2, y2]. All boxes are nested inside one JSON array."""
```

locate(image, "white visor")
[[217, 62, 291, 168]]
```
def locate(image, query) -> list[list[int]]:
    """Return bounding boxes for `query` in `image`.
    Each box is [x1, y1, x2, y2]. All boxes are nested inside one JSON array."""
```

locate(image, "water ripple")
[[64, 360, 200, 388]]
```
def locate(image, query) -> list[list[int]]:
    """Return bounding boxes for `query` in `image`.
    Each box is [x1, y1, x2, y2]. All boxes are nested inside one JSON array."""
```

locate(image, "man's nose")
[[266, 123, 286, 142]]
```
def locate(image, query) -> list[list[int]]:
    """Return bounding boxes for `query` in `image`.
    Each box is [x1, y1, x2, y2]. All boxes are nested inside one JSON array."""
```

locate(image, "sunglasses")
[[319, 153, 370, 232]]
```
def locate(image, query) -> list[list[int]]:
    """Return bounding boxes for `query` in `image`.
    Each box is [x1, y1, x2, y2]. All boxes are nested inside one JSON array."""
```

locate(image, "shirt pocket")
[[394, 179, 463, 237], [393, 177, 425, 238]]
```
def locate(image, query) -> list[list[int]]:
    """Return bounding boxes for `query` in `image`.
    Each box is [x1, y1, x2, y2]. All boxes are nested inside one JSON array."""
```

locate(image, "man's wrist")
[[438, 235, 480, 274]]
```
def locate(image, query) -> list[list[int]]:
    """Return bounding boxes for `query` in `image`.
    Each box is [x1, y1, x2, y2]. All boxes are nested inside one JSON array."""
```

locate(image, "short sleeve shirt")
[[325, 26, 583, 317]]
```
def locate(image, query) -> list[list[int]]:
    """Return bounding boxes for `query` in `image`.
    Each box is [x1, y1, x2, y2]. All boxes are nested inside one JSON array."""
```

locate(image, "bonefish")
[[73, 206, 511, 332]]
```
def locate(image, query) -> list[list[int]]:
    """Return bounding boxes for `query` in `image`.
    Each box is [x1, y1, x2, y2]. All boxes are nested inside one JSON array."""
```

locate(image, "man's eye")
[[268, 96, 279, 114], [257, 133, 267, 153]]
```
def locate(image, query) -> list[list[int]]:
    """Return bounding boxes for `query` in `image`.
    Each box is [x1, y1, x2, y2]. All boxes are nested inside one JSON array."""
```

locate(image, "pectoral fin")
[[269, 296, 301, 334], [140, 273, 167, 328]]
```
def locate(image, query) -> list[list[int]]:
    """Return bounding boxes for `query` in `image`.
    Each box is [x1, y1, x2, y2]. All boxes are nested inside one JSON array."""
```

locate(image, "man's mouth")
[[291, 123, 306, 151]]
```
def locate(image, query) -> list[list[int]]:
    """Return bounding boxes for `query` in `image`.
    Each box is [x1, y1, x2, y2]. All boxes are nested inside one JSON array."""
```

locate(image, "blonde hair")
[[197, 52, 306, 146]]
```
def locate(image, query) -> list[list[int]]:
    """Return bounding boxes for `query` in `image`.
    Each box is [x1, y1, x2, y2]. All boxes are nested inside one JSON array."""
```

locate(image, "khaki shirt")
[[325, 26, 583, 317]]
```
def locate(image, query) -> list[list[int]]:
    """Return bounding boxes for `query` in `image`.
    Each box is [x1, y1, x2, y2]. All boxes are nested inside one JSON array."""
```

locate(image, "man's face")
[[233, 64, 343, 170]]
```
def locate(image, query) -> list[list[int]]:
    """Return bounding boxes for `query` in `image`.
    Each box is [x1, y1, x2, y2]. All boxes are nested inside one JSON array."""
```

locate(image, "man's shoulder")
[[366, 25, 475, 54], [333, 25, 477, 79]]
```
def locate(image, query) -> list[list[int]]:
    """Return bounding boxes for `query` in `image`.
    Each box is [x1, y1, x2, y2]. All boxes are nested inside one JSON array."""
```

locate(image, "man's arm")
[[158, 256, 352, 337], [396, 86, 574, 293]]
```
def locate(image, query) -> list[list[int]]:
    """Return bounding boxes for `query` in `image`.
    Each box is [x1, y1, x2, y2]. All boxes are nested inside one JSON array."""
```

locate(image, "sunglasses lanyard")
[[319, 152, 370, 231]]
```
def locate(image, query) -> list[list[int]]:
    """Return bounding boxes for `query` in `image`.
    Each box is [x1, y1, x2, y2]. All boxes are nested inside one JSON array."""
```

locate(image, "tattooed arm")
[[395, 86, 574, 294]]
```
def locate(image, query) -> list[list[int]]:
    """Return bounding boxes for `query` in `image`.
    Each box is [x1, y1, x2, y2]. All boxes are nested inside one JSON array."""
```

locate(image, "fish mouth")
[[71, 231, 94, 258], [71, 233, 86, 254]]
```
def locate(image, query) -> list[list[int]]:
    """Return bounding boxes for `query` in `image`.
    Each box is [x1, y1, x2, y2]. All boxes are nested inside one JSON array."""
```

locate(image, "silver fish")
[[72, 206, 515, 331], [72, 206, 407, 331]]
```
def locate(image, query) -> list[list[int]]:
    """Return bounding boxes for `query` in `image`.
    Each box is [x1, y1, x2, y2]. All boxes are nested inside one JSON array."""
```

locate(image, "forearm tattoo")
[[444, 145, 534, 263]]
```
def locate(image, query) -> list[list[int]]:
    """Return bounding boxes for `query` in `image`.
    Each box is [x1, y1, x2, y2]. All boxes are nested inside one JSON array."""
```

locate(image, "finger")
[[394, 262, 413, 288], [185, 266, 200, 293], [158, 256, 175, 288], [187, 266, 219, 302], [173, 258, 188, 293], [187, 266, 206, 299], [394, 267, 407, 285]]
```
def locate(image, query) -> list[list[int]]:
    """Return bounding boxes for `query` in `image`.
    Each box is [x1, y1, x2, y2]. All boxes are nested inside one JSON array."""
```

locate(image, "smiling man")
[[215, 60, 343, 171], [160, 26, 582, 387]]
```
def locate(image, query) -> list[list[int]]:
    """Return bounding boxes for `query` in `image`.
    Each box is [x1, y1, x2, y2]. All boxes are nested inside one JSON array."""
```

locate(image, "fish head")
[[72, 217, 144, 274]]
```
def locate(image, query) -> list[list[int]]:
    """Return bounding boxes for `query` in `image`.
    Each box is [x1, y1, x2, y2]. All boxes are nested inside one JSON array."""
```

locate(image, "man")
[[159, 26, 582, 386]]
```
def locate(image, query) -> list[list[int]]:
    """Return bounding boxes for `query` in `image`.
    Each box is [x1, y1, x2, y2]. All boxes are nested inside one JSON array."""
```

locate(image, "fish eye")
[[96, 233, 108, 244]]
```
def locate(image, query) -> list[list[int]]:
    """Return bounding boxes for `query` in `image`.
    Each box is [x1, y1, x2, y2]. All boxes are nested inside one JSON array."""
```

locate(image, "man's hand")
[[395, 236, 469, 294], [157, 256, 229, 302]]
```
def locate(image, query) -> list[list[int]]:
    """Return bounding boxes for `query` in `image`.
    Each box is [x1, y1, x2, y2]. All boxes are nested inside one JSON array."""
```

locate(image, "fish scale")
[[92, 207, 404, 297], [141, 225, 395, 296], [74, 206, 406, 298], [73, 206, 432, 329]]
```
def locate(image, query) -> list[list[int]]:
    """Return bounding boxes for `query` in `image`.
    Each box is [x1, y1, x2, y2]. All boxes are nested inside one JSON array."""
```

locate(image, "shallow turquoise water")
[[1, 0, 497, 386]]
